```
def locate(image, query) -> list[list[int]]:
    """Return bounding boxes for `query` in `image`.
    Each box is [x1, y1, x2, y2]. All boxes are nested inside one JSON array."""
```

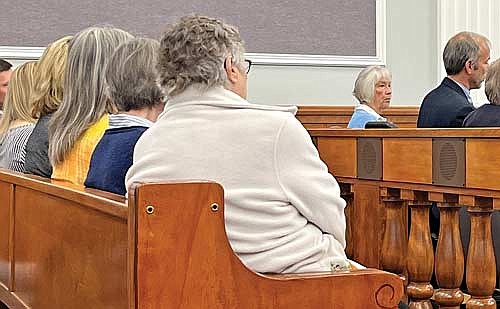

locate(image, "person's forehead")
[[0, 70, 12, 83]]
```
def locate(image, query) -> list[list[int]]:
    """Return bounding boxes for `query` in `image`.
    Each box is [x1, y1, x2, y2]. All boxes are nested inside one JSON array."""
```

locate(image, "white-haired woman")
[[347, 66, 392, 128], [48, 26, 132, 185], [126, 15, 349, 274], [85, 38, 165, 195]]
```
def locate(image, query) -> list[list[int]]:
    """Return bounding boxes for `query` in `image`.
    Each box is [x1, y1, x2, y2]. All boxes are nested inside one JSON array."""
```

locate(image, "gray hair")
[[48, 26, 133, 166], [352, 66, 391, 104], [105, 38, 164, 112], [485, 58, 500, 105], [158, 15, 246, 97], [443, 31, 490, 75]]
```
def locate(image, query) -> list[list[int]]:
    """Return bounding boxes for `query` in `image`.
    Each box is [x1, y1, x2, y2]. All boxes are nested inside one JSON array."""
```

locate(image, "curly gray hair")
[[158, 15, 245, 97]]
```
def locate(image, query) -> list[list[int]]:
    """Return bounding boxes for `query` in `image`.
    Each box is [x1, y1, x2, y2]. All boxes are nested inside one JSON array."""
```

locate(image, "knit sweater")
[[125, 86, 348, 273], [85, 126, 148, 195], [52, 114, 109, 185]]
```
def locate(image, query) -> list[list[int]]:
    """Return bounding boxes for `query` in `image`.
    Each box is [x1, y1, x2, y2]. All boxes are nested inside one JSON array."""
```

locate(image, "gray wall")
[[248, 0, 438, 106], [0, 0, 376, 56]]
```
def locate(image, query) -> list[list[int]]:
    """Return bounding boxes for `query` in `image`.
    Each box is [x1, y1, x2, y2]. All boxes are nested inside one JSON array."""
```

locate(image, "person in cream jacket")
[[125, 15, 349, 274]]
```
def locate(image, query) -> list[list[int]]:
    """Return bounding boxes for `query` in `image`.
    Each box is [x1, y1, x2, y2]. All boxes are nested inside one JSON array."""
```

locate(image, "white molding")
[[0, 46, 45, 60], [0, 0, 386, 68]]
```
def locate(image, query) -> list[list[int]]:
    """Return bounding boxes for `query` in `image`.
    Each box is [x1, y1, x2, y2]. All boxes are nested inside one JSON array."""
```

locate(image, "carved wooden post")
[[406, 199, 434, 309], [340, 183, 354, 259], [381, 193, 406, 279], [434, 199, 464, 309], [466, 206, 496, 308]]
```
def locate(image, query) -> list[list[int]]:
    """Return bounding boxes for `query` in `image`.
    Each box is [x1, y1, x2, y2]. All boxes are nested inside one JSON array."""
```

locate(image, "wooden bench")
[[309, 127, 500, 308], [0, 169, 404, 308], [296, 106, 420, 129]]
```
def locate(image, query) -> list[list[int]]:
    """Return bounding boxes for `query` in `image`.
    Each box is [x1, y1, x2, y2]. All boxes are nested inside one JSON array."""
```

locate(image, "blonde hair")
[[30, 36, 72, 119], [0, 61, 38, 143], [48, 26, 132, 166]]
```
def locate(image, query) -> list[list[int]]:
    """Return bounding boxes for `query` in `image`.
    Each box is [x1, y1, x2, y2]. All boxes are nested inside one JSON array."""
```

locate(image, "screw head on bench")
[[210, 203, 219, 212], [146, 205, 155, 214]]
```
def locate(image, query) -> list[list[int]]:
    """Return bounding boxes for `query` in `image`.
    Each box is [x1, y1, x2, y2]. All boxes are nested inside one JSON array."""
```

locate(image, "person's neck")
[[364, 102, 381, 115], [120, 109, 156, 123], [448, 74, 470, 90]]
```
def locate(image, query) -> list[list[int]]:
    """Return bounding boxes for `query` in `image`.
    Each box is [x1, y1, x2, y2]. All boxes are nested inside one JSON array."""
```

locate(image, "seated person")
[[48, 26, 132, 185], [463, 58, 500, 127], [126, 15, 349, 274], [85, 38, 165, 195], [348, 66, 392, 128], [0, 59, 13, 119], [24, 36, 72, 178], [0, 61, 37, 172]]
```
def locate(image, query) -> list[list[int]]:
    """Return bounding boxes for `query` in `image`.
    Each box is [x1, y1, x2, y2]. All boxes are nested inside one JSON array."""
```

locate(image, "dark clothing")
[[417, 77, 475, 128], [463, 104, 500, 127], [85, 126, 148, 195], [24, 114, 52, 178]]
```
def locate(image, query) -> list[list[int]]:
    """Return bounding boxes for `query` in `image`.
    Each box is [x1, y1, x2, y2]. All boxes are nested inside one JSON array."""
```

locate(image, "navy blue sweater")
[[85, 126, 148, 195]]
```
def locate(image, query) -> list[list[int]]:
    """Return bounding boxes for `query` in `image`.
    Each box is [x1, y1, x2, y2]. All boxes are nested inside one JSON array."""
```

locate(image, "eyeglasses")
[[242, 59, 252, 74], [224, 57, 252, 74]]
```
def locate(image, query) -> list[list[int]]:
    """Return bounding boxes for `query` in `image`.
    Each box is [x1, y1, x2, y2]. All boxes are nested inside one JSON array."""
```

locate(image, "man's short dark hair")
[[0, 59, 12, 72]]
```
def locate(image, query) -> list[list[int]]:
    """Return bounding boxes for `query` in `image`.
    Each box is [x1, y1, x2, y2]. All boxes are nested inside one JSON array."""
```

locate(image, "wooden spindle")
[[381, 197, 406, 277], [342, 191, 354, 259], [466, 207, 496, 308], [406, 201, 434, 309], [434, 203, 464, 309]]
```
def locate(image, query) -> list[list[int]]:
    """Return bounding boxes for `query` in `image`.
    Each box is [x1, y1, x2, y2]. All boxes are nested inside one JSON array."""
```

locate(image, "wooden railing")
[[310, 127, 500, 308], [0, 170, 404, 308], [296, 106, 420, 129]]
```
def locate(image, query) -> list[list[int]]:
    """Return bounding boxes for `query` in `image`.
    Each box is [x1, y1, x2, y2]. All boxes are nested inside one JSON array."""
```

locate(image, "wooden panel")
[[0, 181, 11, 289], [13, 186, 127, 308], [351, 183, 384, 268], [317, 137, 357, 178], [383, 138, 433, 184], [297, 106, 419, 129], [131, 182, 404, 309], [466, 139, 500, 190]]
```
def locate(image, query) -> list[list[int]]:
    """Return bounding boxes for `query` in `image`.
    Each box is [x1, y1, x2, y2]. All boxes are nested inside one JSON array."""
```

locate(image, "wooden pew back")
[[129, 181, 404, 309], [0, 171, 128, 309], [296, 106, 420, 129], [0, 170, 404, 308]]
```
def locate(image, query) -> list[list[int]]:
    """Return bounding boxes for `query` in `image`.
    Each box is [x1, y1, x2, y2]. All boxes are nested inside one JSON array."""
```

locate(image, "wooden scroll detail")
[[406, 201, 434, 309], [466, 207, 496, 309], [434, 203, 464, 309], [381, 197, 406, 277]]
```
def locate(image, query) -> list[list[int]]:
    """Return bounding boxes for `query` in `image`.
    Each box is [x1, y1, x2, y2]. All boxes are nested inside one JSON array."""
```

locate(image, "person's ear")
[[224, 56, 239, 84], [465, 59, 475, 74]]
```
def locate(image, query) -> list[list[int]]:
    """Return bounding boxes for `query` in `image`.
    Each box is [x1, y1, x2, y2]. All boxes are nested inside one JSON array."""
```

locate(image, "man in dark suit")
[[418, 32, 490, 128]]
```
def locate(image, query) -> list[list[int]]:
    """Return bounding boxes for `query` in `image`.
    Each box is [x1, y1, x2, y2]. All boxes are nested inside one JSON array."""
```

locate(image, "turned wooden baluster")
[[381, 195, 406, 279], [434, 199, 464, 309], [406, 199, 434, 309], [466, 205, 496, 308], [343, 192, 354, 259]]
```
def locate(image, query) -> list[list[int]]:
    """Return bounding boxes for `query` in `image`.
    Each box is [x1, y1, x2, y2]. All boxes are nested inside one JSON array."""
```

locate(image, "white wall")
[[247, 0, 438, 106], [3, 1, 439, 107], [438, 0, 500, 106]]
